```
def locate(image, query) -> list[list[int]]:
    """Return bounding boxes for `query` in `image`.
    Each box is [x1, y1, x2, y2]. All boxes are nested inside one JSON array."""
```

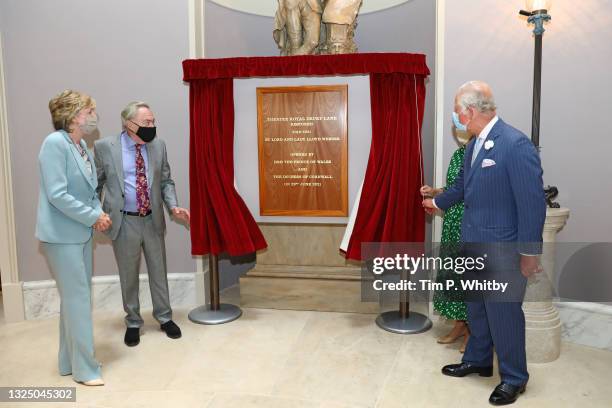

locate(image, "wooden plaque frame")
[[257, 85, 348, 217]]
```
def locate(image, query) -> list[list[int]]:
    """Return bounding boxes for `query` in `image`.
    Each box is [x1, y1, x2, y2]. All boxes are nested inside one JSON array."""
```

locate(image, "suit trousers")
[[462, 299, 529, 386], [42, 237, 102, 382], [112, 213, 172, 328]]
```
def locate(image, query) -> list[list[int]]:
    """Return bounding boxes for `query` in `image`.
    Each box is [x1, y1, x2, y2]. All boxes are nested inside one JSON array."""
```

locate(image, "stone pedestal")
[[240, 224, 378, 313], [249, 223, 360, 279], [524, 207, 570, 363]]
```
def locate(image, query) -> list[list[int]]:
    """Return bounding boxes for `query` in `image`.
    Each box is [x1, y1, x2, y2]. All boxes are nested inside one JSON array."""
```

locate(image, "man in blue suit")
[[423, 81, 546, 405]]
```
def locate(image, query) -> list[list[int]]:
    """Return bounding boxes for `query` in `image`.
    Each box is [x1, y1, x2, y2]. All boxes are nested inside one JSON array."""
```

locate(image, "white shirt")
[[477, 115, 499, 142], [471, 116, 499, 164]]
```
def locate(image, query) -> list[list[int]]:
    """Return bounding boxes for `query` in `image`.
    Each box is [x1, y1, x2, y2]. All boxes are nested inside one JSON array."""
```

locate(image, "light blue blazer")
[[36, 130, 102, 244]]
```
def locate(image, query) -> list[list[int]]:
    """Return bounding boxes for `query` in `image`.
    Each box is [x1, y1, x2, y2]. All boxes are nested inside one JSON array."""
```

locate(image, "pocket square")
[[482, 159, 496, 168]]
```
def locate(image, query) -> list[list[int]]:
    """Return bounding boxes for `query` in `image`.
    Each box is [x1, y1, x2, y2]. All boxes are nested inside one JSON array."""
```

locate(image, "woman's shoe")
[[437, 322, 467, 344], [81, 378, 104, 386]]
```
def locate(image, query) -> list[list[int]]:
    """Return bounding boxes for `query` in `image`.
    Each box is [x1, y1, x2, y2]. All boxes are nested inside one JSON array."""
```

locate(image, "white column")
[[189, 0, 208, 305], [188, 0, 206, 59], [430, 0, 446, 318], [524, 207, 570, 363], [0, 33, 25, 322]]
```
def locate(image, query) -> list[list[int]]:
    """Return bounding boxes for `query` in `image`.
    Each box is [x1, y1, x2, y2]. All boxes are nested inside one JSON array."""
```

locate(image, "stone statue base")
[[524, 207, 570, 363]]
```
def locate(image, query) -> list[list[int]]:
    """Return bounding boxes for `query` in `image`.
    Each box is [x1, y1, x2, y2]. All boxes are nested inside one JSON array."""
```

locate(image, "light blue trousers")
[[42, 237, 101, 382]]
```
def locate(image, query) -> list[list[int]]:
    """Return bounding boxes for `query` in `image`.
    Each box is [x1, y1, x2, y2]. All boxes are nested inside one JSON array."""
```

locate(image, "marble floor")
[[1, 308, 611, 408]]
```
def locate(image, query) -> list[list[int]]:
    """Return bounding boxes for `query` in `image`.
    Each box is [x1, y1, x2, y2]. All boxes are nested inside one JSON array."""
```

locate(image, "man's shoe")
[[124, 327, 140, 347], [489, 382, 526, 405], [161, 320, 182, 339], [442, 362, 493, 377]]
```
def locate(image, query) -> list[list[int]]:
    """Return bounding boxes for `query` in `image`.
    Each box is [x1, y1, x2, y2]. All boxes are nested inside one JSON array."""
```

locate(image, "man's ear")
[[125, 121, 136, 133], [465, 107, 475, 121]]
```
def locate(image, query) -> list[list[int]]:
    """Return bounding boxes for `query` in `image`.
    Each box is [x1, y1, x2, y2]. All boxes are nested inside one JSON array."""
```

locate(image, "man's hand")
[[420, 185, 442, 198], [520, 255, 544, 278], [93, 212, 112, 232], [422, 198, 440, 216], [172, 207, 191, 224]]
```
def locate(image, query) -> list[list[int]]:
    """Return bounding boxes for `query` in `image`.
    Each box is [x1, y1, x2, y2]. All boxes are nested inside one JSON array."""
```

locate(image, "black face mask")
[[130, 120, 156, 143]]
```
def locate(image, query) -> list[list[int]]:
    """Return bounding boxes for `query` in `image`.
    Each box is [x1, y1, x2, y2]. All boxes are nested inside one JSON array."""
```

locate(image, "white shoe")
[[81, 378, 105, 386]]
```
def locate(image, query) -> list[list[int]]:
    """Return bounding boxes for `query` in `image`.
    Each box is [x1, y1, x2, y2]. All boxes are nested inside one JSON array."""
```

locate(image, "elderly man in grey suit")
[[94, 101, 190, 347]]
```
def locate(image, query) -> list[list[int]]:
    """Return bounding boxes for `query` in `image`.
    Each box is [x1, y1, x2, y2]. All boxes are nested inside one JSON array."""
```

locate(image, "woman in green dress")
[[421, 135, 471, 352]]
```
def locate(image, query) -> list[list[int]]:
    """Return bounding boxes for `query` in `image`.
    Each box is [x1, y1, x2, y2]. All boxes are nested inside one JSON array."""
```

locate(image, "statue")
[[274, 0, 323, 56], [274, 0, 363, 55], [320, 0, 362, 54]]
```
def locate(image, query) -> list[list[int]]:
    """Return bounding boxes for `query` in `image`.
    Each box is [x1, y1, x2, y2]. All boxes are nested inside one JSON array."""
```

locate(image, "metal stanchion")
[[375, 267, 432, 334], [188, 254, 242, 325]]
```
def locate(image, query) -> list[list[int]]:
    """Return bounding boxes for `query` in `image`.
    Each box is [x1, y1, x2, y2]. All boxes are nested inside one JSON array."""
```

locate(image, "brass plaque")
[[257, 85, 348, 216]]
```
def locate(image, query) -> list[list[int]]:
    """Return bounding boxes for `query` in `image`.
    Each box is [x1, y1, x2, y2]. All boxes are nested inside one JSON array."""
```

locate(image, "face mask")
[[130, 120, 156, 143], [78, 115, 98, 135], [452, 111, 468, 133]]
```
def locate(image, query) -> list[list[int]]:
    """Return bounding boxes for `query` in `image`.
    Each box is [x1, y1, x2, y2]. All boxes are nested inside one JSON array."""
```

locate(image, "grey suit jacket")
[[93, 134, 179, 240]]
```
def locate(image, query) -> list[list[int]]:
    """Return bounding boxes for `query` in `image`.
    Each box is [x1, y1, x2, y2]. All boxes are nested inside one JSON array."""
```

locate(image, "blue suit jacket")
[[36, 130, 102, 244], [435, 119, 546, 254]]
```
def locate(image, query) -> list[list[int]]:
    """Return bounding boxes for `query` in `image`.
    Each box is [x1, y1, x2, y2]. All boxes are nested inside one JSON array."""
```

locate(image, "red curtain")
[[189, 78, 267, 256], [183, 53, 429, 81], [343, 73, 426, 260], [184, 54, 428, 258]]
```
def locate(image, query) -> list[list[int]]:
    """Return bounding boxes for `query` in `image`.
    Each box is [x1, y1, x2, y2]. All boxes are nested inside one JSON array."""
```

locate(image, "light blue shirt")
[[121, 132, 149, 212]]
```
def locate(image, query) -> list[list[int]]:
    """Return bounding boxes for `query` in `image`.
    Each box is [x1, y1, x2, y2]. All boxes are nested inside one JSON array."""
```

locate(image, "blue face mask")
[[452, 111, 468, 133]]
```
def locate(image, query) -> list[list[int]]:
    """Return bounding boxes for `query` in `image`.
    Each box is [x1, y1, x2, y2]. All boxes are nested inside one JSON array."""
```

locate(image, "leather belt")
[[122, 210, 152, 217]]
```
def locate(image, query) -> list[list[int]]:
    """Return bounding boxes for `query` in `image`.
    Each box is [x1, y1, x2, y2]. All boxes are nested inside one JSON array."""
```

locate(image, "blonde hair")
[[48, 90, 96, 132]]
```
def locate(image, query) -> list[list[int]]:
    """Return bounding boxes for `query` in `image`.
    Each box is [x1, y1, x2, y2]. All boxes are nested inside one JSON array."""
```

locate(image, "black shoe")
[[489, 382, 526, 405], [160, 320, 182, 339], [124, 327, 140, 347], [442, 362, 493, 377]]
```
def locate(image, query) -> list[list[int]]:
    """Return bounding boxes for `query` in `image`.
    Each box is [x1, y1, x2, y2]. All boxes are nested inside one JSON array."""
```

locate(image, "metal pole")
[[522, 9, 550, 147], [532, 33, 543, 147], [188, 253, 243, 325], [399, 267, 409, 318], [522, 9, 559, 207], [209, 254, 220, 311], [375, 266, 432, 335]]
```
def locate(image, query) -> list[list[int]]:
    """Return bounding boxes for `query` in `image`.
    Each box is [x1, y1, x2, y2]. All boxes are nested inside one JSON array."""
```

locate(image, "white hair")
[[456, 81, 497, 113], [120, 101, 150, 129]]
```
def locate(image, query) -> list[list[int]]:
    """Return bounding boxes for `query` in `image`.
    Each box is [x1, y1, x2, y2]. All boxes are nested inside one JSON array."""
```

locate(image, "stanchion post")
[[209, 254, 220, 311], [188, 253, 243, 325], [375, 266, 432, 335]]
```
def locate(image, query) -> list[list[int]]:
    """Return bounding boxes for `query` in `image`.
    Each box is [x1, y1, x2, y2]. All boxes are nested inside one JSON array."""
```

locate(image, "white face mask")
[[78, 114, 98, 135], [456, 131, 472, 146]]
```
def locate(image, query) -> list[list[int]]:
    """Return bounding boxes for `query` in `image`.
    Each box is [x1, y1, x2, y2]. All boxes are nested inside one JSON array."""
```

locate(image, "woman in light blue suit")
[[36, 90, 112, 386]]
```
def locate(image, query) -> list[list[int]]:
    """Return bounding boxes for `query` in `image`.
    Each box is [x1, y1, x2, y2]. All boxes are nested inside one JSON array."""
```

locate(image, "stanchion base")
[[375, 311, 432, 335], [188, 304, 243, 325]]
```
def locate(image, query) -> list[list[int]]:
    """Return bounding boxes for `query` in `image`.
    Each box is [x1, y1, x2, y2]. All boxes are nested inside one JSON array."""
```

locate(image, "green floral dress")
[[433, 146, 467, 321]]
